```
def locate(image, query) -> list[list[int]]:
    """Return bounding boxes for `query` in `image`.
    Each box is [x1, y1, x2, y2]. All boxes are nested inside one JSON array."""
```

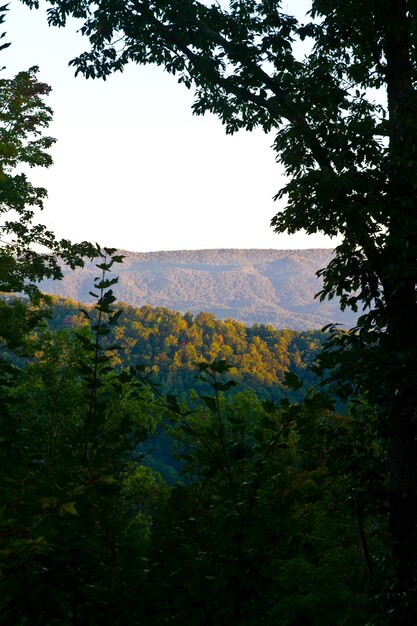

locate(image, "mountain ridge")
[[40, 248, 355, 330]]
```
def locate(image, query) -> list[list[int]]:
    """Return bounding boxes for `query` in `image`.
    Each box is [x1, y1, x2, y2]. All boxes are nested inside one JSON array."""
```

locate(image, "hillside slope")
[[40, 248, 356, 330]]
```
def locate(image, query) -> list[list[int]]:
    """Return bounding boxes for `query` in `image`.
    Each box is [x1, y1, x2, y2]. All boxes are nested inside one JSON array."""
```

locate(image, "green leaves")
[[9, 0, 417, 618], [0, 252, 166, 624], [0, 59, 95, 296], [147, 361, 368, 625]]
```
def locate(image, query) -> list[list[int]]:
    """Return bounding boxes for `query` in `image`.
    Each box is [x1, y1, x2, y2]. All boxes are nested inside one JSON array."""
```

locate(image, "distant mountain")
[[40, 248, 356, 330]]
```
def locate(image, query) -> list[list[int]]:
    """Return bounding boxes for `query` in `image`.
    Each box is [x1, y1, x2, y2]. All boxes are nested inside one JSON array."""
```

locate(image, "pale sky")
[[4, 0, 338, 253]]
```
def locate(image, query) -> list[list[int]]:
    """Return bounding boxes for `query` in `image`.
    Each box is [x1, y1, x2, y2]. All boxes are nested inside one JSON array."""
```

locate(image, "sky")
[[4, 0, 338, 253]]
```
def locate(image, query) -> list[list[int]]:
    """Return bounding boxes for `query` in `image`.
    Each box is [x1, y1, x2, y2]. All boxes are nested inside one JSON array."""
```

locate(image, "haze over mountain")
[[40, 248, 356, 330]]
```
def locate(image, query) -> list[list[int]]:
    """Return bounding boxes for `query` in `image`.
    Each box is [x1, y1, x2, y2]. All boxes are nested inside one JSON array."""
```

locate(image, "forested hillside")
[[49, 296, 323, 401], [40, 248, 358, 330], [1, 268, 383, 625]]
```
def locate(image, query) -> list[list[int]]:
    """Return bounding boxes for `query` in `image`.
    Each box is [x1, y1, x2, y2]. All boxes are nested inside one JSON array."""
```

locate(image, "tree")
[[0, 1, 94, 495], [22, 0, 417, 619], [0, 5, 93, 298]]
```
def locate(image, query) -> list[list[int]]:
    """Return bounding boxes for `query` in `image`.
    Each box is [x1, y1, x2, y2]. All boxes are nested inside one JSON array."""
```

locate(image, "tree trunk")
[[383, 280, 417, 622], [382, 4, 417, 617]]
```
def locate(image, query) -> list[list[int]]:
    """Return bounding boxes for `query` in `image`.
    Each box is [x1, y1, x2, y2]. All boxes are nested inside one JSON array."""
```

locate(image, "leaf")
[[95, 277, 119, 289], [195, 361, 210, 371], [200, 395, 218, 412], [209, 359, 233, 374], [216, 380, 237, 391], [41, 497, 58, 510], [166, 394, 181, 414], [95, 262, 112, 271], [99, 475, 117, 484], [59, 502, 79, 516], [262, 399, 277, 414], [283, 371, 303, 391], [109, 310, 122, 324], [118, 370, 134, 384], [75, 332, 95, 349]]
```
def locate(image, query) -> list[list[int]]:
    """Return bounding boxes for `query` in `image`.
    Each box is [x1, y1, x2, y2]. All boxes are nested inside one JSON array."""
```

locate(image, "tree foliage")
[[2, 233, 381, 624], [0, 9, 93, 297], [0, 249, 167, 625], [145, 361, 383, 625], [23, 1, 417, 617]]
